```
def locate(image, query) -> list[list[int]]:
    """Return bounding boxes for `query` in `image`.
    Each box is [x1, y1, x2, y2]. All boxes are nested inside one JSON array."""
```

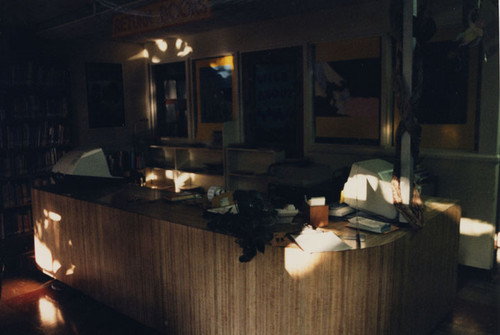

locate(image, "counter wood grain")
[[32, 187, 460, 335]]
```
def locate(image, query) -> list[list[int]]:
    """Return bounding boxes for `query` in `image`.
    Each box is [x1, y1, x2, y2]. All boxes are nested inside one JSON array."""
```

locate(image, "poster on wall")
[[85, 63, 125, 129], [313, 37, 381, 145], [194, 55, 236, 141]]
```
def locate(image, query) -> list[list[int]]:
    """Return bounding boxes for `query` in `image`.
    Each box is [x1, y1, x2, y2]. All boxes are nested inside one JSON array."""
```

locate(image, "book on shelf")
[[1, 209, 33, 237]]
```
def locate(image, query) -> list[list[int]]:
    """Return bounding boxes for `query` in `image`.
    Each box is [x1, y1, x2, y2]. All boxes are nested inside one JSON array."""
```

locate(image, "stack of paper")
[[290, 227, 351, 253]]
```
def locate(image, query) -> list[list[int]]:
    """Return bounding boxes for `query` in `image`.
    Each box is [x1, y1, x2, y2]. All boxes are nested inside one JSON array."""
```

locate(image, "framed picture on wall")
[[85, 63, 126, 129], [403, 34, 480, 151], [313, 37, 381, 145], [241, 46, 303, 158], [193, 55, 237, 141]]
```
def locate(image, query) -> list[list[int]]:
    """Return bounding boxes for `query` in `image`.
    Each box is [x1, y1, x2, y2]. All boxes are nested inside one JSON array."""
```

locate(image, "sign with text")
[[112, 0, 212, 38]]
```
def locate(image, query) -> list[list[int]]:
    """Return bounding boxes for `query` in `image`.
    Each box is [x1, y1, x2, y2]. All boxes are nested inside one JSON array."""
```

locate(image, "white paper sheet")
[[290, 227, 351, 253]]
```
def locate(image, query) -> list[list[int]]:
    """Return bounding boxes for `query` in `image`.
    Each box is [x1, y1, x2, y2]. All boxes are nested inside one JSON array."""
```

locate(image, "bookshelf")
[[0, 60, 71, 243]]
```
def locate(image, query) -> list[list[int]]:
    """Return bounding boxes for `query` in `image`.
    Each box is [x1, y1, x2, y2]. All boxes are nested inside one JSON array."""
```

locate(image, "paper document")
[[290, 227, 351, 253]]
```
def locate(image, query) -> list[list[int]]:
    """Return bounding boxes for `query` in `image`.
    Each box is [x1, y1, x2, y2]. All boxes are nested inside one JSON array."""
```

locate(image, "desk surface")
[[37, 183, 457, 251]]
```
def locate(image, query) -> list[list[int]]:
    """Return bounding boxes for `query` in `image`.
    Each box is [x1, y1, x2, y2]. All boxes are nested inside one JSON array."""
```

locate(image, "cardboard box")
[[308, 205, 329, 228]]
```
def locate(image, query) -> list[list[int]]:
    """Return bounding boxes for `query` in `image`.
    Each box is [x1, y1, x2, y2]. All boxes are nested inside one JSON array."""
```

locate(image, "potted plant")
[[206, 190, 277, 262]]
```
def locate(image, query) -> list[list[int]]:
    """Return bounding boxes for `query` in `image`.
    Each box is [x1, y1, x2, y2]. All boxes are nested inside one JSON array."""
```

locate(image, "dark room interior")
[[1, 1, 499, 334]]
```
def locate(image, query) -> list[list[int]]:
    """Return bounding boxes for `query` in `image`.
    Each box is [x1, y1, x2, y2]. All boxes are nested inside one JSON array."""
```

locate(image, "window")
[[152, 61, 188, 138]]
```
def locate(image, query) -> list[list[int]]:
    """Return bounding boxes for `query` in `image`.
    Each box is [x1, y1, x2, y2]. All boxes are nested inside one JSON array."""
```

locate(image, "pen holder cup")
[[307, 205, 329, 228]]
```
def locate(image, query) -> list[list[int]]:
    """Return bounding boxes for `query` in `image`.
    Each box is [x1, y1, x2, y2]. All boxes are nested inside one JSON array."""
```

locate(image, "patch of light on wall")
[[460, 218, 495, 238], [176, 38, 193, 57], [152, 56, 161, 63], [128, 49, 150, 61], [175, 38, 183, 49], [284, 248, 324, 278], [155, 39, 168, 52], [39, 297, 64, 327]]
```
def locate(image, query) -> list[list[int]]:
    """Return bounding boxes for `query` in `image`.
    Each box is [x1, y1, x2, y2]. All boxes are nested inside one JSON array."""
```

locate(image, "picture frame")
[[407, 33, 480, 151], [85, 62, 125, 129], [241, 46, 303, 157], [193, 55, 237, 141], [313, 37, 381, 145]]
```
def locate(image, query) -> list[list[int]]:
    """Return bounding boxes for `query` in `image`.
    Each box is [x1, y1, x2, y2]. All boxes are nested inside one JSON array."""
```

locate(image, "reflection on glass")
[[153, 61, 188, 138], [194, 55, 235, 141], [199, 64, 233, 123]]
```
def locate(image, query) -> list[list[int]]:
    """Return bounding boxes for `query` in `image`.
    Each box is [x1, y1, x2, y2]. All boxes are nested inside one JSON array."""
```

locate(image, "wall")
[[62, 39, 150, 151]]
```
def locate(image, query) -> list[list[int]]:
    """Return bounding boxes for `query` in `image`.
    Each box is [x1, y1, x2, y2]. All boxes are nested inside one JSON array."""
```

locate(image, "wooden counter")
[[32, 185, 460, 335]]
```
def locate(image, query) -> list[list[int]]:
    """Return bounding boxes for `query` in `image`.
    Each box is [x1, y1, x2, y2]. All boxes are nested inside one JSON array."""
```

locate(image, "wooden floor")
[[0, 252, 498, 335]]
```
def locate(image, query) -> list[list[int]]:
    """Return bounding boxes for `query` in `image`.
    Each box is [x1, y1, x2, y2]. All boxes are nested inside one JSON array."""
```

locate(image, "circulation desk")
[[31, 184, 460, 335]]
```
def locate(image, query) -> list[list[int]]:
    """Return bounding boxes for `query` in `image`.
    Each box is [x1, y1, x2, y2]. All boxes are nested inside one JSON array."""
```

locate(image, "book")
[[347, 216, 392, 233]]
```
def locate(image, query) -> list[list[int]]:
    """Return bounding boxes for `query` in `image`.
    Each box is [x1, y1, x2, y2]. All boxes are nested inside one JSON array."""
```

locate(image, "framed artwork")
[[85, 63, 125, 128], [241, 46, 303, 157], [194, 55, 236, 141], [407, 36, 480, 150], [313, 37, 381, 145]]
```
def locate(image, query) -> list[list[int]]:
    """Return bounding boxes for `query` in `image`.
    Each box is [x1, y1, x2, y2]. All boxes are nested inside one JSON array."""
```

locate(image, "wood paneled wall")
[[32, 188, 460, 334]]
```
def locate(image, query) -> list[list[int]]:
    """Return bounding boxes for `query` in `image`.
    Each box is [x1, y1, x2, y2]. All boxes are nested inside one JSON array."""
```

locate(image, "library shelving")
[[0, 60, 71, 243]]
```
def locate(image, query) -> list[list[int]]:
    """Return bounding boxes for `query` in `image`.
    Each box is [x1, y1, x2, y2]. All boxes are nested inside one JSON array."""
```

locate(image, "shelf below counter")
[[31, 185, 460, 335]]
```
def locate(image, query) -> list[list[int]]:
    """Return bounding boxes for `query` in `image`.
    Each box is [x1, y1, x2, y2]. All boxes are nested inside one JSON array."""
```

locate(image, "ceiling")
[[2, 0, 493, 44], [0, 0, 359, 42]]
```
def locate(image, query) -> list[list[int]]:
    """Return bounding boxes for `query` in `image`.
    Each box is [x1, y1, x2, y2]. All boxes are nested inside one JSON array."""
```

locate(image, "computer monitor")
[[52, 148, 114, 178], [342, 159, 397, 220]]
